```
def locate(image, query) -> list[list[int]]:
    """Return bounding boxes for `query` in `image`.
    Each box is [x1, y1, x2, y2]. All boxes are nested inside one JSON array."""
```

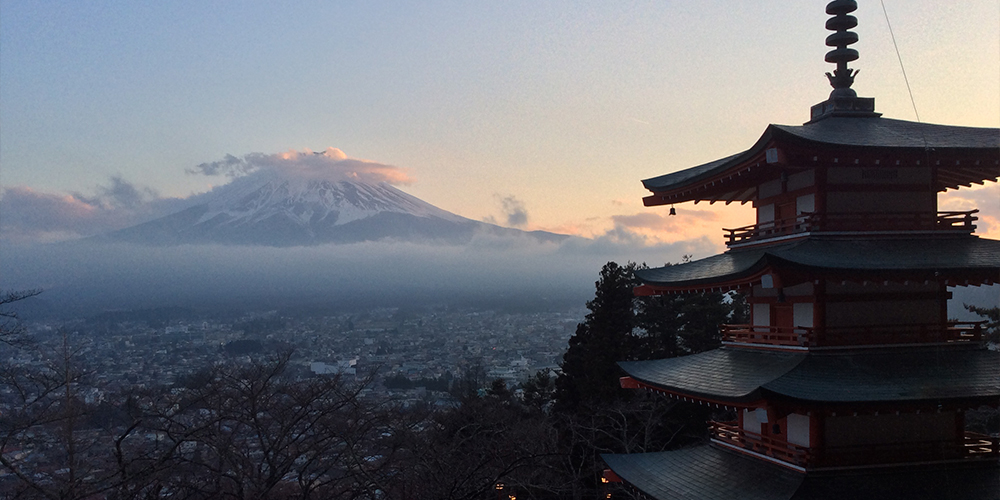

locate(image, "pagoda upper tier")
[[643, 117, 999, 207], [644, 116, 999, 249]]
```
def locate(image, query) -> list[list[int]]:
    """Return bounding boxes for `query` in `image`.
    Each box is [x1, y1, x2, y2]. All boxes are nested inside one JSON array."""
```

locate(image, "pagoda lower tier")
[[633, 236, 1000, 296], [617, 345, 1000, 470], [602, 445, 1000, 500], [606, 344, 1000, 499]]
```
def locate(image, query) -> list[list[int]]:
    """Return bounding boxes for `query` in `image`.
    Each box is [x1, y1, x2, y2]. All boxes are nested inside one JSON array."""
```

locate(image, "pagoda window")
[[757, 203, 775, 226], [796, 193, 815, 215], [743, 407, 768, 434], [786, 413, 810, 447], [752, 303, 770, 332], [793, 303, 814, 332]]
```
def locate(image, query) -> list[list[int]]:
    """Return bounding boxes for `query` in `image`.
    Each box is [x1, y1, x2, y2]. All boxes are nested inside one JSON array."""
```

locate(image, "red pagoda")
[[601, 1, 1000, 498]]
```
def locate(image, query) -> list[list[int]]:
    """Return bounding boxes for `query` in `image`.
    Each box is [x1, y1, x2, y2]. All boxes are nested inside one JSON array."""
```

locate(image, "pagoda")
[[601, 1, 1000, 498]]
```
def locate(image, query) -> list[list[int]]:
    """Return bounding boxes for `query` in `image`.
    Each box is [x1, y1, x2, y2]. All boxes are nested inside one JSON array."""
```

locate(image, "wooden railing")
[[724, 215, 815, 245], [724, 210, 978, 246], [965, 432, 1000, 457], [712, 420, 998, 468], [721, 321, 985, 348], [710, 421, 811, 467], [820, 432, 999, 467], [720, 324, 814, 347]]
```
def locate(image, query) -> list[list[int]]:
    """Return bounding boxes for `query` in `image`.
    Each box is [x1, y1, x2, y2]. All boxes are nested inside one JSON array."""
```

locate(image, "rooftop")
[[634, 236, 1000, 293], [619, 346, 1000, 405], [603, 445, 1000, 500]]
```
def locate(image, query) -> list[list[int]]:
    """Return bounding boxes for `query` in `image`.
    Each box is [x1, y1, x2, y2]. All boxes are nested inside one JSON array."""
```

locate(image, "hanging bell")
[[669, 206, 677, 216]]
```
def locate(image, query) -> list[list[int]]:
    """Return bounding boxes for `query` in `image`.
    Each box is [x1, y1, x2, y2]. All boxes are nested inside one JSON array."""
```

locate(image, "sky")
[[2, 0, 999, 251]]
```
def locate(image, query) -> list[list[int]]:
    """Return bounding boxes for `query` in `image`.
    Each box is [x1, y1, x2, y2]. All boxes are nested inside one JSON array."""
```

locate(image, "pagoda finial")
[[808, 0, 879, 122], [824, 0, 860, 98]]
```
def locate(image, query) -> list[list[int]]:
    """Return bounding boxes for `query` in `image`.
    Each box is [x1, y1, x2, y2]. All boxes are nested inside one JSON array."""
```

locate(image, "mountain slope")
[[102, 176, 566, 246]]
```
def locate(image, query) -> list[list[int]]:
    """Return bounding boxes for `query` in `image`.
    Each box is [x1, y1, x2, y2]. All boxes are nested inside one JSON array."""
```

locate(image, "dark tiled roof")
[[619, 347, 1000, 404], [634, 237, 1000, 288], [634, 248, 772, 288], [619, 348, 805, 402], [762, 348, 1000, 403], [641, 152, 745, 192], [793, 463, 1000, 500], [642, 117, 999, 193], [603, 445, 1000, 500], [773, 117, 1000, 150], [602, 446, 805, 500]]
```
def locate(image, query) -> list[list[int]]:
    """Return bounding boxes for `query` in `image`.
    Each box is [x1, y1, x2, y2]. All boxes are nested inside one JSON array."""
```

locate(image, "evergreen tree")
[[554, 262, 640, 412], [555, 262, 732, 410]]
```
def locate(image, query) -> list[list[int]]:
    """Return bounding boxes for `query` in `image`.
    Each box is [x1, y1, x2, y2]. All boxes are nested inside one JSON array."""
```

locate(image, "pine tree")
[[554, 262, 640, 412]]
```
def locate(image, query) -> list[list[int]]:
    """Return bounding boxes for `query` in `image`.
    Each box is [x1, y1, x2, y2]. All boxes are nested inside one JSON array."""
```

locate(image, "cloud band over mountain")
[[187, 148, 414, 186]]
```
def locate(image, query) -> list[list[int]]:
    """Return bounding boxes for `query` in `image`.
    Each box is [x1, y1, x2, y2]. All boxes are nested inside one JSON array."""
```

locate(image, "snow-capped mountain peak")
[[102, 174, 565, 246], [198, 175, 468, 229]]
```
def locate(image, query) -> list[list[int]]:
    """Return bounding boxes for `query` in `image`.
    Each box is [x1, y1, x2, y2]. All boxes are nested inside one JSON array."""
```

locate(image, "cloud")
[[939, 183, 1000, 239], [73, 175, 159, 210], [611, 209, 717, 231], [499, 195, 528, 227], [0, 180, 191, 244], [187, 147, 413, 186]]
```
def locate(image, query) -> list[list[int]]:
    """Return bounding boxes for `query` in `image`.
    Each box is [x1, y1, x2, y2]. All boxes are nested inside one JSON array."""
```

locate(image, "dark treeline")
[[2, 262, 747, 499]]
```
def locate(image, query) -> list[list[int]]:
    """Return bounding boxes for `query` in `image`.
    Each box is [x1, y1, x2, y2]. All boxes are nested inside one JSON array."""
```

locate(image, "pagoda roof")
[[634, 236, 1000, 292], [619, 349, 805, 403], [619, 347, 1000, 405], [770, 117, 999, 150], [602, 446, 804, 500], [641, 117, 999, 204], [603, 445, 1000, 500]]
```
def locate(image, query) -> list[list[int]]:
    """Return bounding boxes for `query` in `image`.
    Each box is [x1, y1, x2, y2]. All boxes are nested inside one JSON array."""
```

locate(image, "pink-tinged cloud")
[[1, 180, 192, 244], [612, 209, 718, 230], [939, 183, 1000, 239], [187, 147, 414, 186]]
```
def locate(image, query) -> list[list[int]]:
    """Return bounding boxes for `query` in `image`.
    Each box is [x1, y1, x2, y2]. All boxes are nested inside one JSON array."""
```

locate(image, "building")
[[601, 1, 1000, 498]]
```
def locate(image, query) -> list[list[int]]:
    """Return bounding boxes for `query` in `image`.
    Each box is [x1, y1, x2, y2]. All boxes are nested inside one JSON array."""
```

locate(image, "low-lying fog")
[[1, 234, 720, 317]]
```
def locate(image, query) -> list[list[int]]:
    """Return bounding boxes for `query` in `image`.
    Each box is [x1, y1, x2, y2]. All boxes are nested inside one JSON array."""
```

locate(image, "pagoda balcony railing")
[[818, 432, 999, 467], [724, 210, 978, 246], [721, 321, 985, 348], [711, 421, 998, 468], [965, 432, 1000, 458], [709, 421, 811, 467]]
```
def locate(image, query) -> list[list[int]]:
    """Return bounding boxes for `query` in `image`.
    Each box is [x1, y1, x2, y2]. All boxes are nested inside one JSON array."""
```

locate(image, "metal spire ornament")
[[808, 0, 880, 122], [824, 0, 860, 98]]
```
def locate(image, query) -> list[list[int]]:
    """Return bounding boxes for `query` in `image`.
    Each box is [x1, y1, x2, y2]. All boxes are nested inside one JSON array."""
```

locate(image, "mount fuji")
[[101, 174, 567, 246]]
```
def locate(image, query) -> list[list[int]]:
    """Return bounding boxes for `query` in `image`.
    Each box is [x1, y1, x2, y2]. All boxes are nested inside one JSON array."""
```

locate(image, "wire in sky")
[[880, 0, 921, 123]]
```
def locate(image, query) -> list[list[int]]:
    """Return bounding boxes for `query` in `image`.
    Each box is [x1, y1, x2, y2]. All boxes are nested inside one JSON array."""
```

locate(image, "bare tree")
[[0, 289, 41, 347], [129, 353, 402, 499]]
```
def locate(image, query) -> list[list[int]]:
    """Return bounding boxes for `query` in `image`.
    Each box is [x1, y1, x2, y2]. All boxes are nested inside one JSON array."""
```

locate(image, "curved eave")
[[762, 348, 1000, 404], [642, 132, 778, 207], [619, 347, 1000, 406], [604, 446, 1000, 500], [603, 447, 805, 500], [635, 237, 1000, 293], [618, 348, 806, 404], [641, 118, 1000, 206]]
